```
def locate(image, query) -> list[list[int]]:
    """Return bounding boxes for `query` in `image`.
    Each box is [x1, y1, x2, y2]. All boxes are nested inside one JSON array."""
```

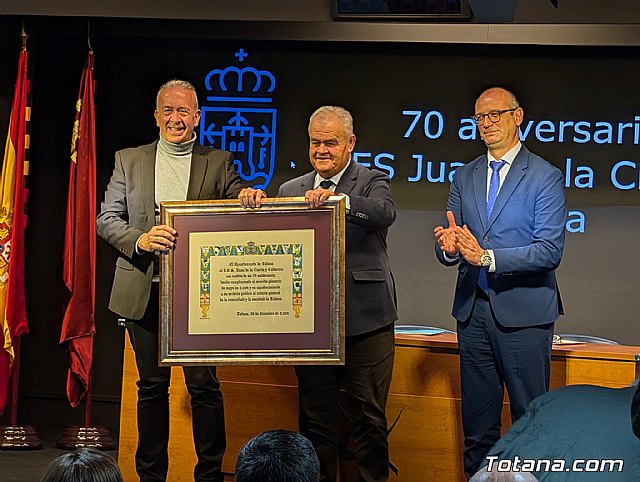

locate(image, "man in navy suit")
[[434, 87, 567, 478], [278, 106, 397, 482]]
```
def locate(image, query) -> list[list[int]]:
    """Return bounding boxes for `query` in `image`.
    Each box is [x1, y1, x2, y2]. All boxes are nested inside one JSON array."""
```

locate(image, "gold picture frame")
[[159, 197, 345, 365]]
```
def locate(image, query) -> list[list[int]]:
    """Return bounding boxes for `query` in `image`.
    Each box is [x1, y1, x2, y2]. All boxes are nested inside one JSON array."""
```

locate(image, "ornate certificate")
[[188, 229, 315, 335], [159, 197, 345, 366]]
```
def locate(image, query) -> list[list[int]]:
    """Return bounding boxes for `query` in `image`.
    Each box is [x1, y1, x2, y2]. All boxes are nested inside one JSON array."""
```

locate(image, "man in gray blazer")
[[278, 106, 397, 482], [97, 79, 264, 482]]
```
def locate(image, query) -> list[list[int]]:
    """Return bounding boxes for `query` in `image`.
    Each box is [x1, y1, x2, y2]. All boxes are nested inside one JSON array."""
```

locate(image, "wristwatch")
[[480, 250, 492, 267]]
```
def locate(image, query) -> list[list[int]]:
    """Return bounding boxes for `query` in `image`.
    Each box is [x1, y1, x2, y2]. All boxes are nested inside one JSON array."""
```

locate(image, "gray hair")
[[156, 79, 199, 109], [308, 106, 354, 137]]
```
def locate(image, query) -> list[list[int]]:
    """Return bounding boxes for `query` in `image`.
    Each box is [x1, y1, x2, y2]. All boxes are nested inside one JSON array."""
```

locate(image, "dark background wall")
[[2, 0, 640, 23], [0, 16, 174, 435], [0, 7, 638, 438]]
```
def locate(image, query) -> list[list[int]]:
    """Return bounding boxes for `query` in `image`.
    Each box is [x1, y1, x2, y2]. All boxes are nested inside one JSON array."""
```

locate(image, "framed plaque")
[[159, 197, 345, 365]]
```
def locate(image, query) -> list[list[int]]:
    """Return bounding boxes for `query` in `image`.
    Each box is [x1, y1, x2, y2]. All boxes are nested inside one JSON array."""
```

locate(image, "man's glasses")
[[472, 108, 517, 125]]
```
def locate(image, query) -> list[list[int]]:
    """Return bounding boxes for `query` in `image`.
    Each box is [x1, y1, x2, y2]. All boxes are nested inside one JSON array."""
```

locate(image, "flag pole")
[[7, 20, 26, 429], [57, 370, 114, 451], [0, 338, 41, 449], [21, 21, 27, 51], [56, 41, 114, 451], [84, 375, 91, 427], [0, 24, 41, 451], [8, 338, 21, 425]]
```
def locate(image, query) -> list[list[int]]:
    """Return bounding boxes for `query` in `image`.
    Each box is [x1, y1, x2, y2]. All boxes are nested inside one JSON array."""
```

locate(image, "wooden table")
[[118, 334, 640, 481]]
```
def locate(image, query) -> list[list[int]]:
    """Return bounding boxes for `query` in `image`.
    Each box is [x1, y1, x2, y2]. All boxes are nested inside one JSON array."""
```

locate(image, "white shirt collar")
[[314, 160, 351, 189], [487, 141, 522, 165]]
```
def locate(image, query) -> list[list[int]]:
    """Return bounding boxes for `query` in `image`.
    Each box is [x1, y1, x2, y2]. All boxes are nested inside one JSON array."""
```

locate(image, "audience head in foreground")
[[235, 430, 320, 482], [470, 466, 539, 482], [40, 447, 123, 482]]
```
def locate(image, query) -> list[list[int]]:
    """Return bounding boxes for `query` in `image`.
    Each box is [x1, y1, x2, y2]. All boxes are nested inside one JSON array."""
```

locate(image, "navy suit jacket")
[[278, 161, 398, 337], [436, 145, 567, 327]]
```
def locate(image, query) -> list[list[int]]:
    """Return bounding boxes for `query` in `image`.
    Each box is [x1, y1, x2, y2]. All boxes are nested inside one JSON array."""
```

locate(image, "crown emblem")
[[199, 49, 278, 190], [204, 66, 275, 99]]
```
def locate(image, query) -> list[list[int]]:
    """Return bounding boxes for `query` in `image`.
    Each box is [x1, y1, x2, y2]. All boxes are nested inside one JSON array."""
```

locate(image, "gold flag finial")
[[21, 21, 28, 51], [87, 20, 93, 54]]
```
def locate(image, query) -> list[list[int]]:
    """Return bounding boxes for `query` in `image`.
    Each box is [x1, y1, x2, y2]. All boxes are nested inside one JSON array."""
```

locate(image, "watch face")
[[481, 253, 492, 267]]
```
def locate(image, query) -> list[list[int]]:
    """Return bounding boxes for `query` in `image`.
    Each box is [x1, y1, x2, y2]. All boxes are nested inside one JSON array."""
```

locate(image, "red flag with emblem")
[[0, 45, 30, 415], [61, 51, 96, 407]]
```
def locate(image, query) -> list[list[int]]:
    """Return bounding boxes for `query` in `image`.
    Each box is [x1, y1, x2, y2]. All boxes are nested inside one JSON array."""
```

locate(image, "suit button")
[[483, 236, 489, 242]]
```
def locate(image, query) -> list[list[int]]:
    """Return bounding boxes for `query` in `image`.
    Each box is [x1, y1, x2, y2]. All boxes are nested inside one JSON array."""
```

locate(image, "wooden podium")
[[118, 334, 640, 482]]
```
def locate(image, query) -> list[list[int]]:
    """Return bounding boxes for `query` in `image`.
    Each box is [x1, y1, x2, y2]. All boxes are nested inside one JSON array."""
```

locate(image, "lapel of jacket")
[[187, 143, 207, 200], [140, 141, 157, 225], [486, 145, 529, 231], [295, 171, 316, 196], [334, 161, 358, 195], [472, 155, 489, 232]]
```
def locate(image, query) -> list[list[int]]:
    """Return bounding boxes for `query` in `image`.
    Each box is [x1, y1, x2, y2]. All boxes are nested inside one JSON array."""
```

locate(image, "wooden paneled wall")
[[118, 334, 640, 481]]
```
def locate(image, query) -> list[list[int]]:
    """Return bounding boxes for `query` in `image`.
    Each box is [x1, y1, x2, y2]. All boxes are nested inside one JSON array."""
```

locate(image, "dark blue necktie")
[[478, 160, 506, 293], [486, 160, 506, 218], [319, 179, 335, 190]]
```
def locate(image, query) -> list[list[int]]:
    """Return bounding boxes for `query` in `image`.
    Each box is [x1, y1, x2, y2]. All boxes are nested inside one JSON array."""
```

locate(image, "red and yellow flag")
[[0, 46, 31, 415], [61, 51, 97, 407]]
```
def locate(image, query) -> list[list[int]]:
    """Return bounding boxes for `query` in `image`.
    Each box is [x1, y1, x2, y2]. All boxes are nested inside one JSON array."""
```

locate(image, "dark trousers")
[[126, 286, 226, 482], [457, 292, 553, 479], [295, 323, 395, 482], [632, 383, 640, 440]]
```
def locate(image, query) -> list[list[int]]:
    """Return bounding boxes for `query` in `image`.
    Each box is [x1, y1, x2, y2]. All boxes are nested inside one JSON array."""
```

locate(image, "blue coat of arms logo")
[[199, 50, 277, 190]]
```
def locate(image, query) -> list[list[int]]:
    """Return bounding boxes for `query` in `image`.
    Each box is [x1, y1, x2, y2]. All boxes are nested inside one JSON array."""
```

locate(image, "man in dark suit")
[[278, 106, 397, 482], [434, 87, 567, 478], [97, 79, 264, 482]]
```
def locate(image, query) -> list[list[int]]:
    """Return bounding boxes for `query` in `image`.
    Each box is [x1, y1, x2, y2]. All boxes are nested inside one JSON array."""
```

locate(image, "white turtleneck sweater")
[[135, 135, 197, 258], [155, 134, 196, 215]]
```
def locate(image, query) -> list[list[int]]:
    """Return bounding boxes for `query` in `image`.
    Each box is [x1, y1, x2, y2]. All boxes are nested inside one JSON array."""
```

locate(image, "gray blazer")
[[278, 161, 398, 336], [97, 141, 245, 320]]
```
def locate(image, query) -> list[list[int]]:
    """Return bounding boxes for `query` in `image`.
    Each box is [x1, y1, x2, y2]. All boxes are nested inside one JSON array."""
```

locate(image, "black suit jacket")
[[278, 161, 398, 336]]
